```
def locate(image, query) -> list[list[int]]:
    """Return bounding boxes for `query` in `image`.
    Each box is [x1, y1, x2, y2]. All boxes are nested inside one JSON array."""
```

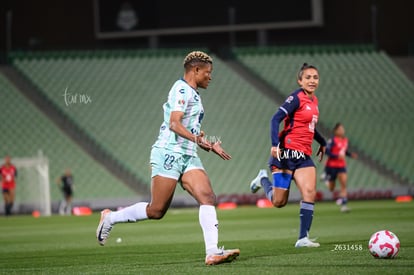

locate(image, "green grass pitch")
[[0, 200, 413, 274]]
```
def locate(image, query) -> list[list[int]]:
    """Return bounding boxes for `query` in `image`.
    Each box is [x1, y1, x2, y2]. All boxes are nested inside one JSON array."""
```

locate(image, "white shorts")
[[150, 147, 205, 180]]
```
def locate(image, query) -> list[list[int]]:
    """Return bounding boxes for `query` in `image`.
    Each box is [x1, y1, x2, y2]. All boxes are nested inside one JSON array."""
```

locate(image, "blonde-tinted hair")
[[183, 51, 212, 70]]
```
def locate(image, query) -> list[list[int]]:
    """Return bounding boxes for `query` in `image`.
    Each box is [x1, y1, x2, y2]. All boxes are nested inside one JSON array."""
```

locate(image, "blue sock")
[[341, 197, 348, 205], [260, 177, 273, 201], [299, 201, 314, 239]]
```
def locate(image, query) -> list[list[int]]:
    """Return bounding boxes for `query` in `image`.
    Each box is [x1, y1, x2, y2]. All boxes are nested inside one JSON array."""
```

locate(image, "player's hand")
[[271, 146, 282, 159], [212, 142, 232, 160], [316, 146, 325, 162], [196, 131, 212, 152]]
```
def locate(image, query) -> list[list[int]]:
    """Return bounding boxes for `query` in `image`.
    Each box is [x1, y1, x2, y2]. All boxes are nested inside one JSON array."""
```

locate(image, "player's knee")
[[191, 187, 216, 205], [147, 207, 167, 220], [199, 192, 216, 205], [272, 197, 287, 208], [304, 189, 317, 201]]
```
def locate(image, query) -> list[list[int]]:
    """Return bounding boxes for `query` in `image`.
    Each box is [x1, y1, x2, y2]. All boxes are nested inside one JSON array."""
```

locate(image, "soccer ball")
[[368, 230, 400, 258]]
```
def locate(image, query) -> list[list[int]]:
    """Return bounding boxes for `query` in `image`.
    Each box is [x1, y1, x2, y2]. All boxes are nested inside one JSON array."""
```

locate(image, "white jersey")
[[152, 78, 204, 156]]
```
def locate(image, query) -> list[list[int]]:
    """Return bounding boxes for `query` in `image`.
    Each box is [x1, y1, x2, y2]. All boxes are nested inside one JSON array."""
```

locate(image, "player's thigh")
[[3, 188, 13, 201], [181, 169, 216, 205], [2, 190, 9, 201], [324, 167, 337, 184], [337, 172, 348, 186], [9, 188, 15, 200], [294, 166, 317, 202], [148, 175, 177, 217], [271, 166, 291, 206]]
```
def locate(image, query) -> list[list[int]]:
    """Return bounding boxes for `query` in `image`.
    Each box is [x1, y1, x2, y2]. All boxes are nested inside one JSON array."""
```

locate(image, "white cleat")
[[96, 209, 113, 246], [250, 169, 268, 193], [295, 237, 320, 248], [205, 247, 240, 265]]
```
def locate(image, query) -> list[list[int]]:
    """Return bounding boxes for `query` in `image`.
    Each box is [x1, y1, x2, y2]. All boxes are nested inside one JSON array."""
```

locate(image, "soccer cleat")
[[295, 237, 320, 248], [96, 209, 113, 246], [340, 205, 351, 213], [205, 247, 240, 265], [250, 169, 268, 193]]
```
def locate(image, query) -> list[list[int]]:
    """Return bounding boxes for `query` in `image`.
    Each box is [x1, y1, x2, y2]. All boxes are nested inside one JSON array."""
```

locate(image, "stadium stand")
[[9, 50, 276, 196], [0, 72, 135, 204], [6, 46, 408, 205]]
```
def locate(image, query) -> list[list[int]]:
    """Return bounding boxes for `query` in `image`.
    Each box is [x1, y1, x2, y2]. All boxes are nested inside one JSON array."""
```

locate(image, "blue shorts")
[[324, 167, 347, 182], [150, 147, 205, 180], [268, 149, 315, 171]]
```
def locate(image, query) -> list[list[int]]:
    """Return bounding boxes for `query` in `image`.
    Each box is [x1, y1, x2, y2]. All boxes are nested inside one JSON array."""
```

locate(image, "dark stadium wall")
[[1, 0, 96, 51], [0, 0, 412, 55]]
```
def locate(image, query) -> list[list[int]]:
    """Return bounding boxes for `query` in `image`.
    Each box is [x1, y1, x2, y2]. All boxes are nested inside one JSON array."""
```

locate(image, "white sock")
[[110, 202, 148, 224], [66, 203, 72, 215], [59, 200, 66, 215], [199, 205, 219, 255]]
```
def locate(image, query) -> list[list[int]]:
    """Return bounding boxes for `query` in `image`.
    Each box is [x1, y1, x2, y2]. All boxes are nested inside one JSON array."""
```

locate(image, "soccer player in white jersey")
[[96, 51, 240, 265]]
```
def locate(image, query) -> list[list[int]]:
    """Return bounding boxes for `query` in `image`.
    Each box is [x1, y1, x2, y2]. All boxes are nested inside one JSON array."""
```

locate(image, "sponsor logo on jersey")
[[286, 96, 294, 103]]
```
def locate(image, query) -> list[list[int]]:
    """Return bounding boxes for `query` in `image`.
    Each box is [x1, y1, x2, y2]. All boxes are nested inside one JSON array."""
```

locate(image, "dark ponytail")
[[297, 63, 318, 80], [333, 122, 343, 131]]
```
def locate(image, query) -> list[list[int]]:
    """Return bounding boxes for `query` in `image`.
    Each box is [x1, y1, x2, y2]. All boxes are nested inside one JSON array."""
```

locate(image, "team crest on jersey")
[[286, 96, 294, 103], [178, 99, 185, 105]]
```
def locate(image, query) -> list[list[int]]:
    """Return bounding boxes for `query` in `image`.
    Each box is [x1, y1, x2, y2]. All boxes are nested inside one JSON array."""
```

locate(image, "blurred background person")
[[1, 155, 18, 216], [56, 168, 74, 215], [324, 123, 358, 212]]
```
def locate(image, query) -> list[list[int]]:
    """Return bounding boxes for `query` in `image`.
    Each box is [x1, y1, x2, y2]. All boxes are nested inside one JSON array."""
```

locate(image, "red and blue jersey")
[[0, 164, 17, 189], [271, 88, 324, 156], [325, 136, 350, 168]]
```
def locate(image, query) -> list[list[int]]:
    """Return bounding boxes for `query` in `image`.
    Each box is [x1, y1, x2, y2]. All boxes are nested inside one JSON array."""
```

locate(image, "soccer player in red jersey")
[[250, 63, 326, 248], [324, 123, 358, 212], [1, 156, 18, 216]]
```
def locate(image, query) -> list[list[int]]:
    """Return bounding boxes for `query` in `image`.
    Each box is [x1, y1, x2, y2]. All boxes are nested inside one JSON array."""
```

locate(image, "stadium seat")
[[0, 73, 135, 202], [8, 45, 412, 199], [233, 45, 413, 186]]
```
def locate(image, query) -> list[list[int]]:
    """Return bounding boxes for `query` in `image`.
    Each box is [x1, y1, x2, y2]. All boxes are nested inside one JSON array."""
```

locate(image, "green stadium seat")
[[233, 46, 414, 186], [8, 46, 412, 199], [0, 73, 136, 202]]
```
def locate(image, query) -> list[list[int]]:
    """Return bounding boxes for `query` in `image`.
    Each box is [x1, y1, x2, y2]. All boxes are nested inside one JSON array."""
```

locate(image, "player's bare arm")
[[169, 111, 212, 151], [211, 141, 232, 160]]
